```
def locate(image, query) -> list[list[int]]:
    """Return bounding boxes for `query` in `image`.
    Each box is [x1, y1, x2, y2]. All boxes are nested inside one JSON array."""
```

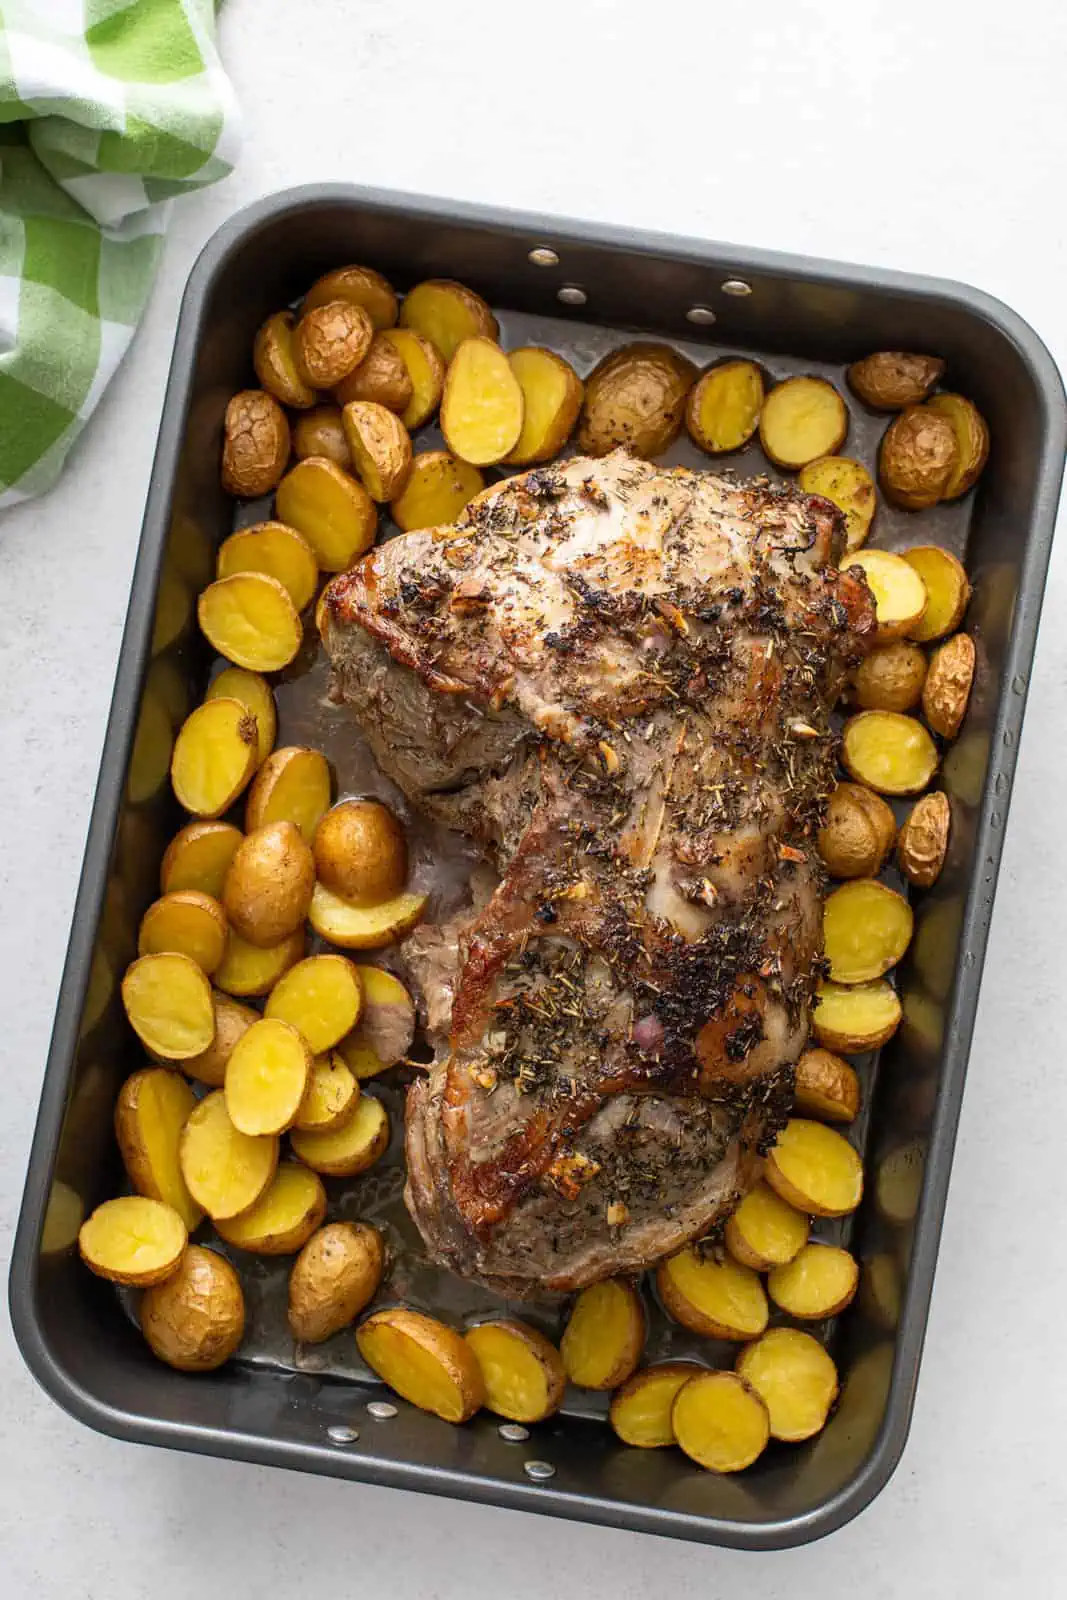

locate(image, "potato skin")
[[847, 351, 944, 411], [923, 632, 975, 738], [793, 1048, 860, 1123], [312, 800, 407, 906], [926, 393, 989, 498], [334, 333, 413, 414], [878, 406, 958, 510], [342, 400, 413, 502], [295, 300, 373, 389], [292, 405, 351, 469], [852, 640, 927, 713], [141, 1245, 245, 1371], [578, 342, 696, 458], [897, 790, 951, 888], [184, 990, 258, 1087], [253, 311, 317, 410], [288, 1221, 384, 1343], [303, 265, 398, 330], [221, 390, 290, 498], [817, 782, 896, 878], [222, 820, 315, 947]]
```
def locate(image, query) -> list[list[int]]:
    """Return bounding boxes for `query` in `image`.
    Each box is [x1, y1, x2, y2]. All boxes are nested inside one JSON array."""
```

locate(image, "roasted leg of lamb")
[[321, 451, 874, 1295]]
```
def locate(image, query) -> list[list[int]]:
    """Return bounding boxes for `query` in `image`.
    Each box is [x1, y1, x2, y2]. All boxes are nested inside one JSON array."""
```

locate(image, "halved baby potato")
[[926, 393, 989, 499], [253, 309, 317, 409], [841, 711, 939, 796], [852, 640, 927, 714], [847, 351, 944, 412], [357, 1307, 486, 1423], [292, 404, 352, 470], [561, 1278, 646, 1390], [504, 347, 584, 465], [137, 890, 228, 976], [767, 1243, 859, 1319], [221, 389, 290, 499], [184, 990, 258, 1086], [724, 1181, 809, 1272], [334, 332, 414, 414], [178, 1090, 279, 1221], [878, 406, 958, 510], [381, 327, 447, 431], [657, 1247, 768, 1341], [609, 1362, 702, 1449], [216, 522, 319, 613], [441, 338, 525, 466], [312, 799, 408, 906], [222, 820, 315, 947], [765, 1120, 863, 1217], [342, 400, 414, 501], [265, 954, 363, 1054], [793, 1048, 860, 1123], [205, 668, 276, 769], [465, 1319, 567, 1423], [759, 377, 847, 470], [390, 451, 485, 532], [294, 1052, 360, 1131], [578, 342, 695, 458], [398, 278, 499, 360], [121, 951, 215, 1060], [224, 1017, 312, 1137], [294, 299, 373, 389], [813, 977, 902, 1053], [245, 746, 331, 843], [308, 883, 427, 950], [141, 1244, 245, 1372], [170, 698, 259, 818], [896, 790, 951, 889], [213, 927, 305, 999], [275, 456, 378, 572], [797, 456, 876, 552], [817, 783, 896, 879], [198, 573, 303, 672], [288, 1221, 384, 1342], [686, 360, 764, 455], [671, 1370, 769, 1473], [79, 1195, 187, 1287], [736, 1327, 838, 1442], [114, 1068, 203, 1232], [923, 632, 975, 739], [303, 264, 398, 330], [902, 546, 971, 642], [823, 878, 914, 984], [846, 551, 928, 643], [336, 965, 416, 1078], [290, 1092, 390, 1176], [215, 1161, 326, 1255]]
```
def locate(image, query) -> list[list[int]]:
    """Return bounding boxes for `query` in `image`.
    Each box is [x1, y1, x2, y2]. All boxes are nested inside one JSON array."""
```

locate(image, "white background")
[[2, 2, 1066, 1594]]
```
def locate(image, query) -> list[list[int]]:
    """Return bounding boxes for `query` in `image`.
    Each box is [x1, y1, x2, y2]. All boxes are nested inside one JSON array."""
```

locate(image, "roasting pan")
[[10, 185, 1066, 1549]]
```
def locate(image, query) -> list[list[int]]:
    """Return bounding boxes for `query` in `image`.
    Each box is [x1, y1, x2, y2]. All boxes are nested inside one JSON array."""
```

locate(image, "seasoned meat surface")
[[322, 451, 874, 1295]]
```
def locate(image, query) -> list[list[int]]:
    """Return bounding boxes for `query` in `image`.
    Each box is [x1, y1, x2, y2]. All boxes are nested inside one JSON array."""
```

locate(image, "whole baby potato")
[[222, 820, 315, 947], [221, 389, 290, 498], [288, 1221, 384, 1343], [878, 407, 959, 510], [312, 800, 408, 906], [577, 342, 697, 458], [141, 1245, 245, 1371], [847, 352, 945, 411]]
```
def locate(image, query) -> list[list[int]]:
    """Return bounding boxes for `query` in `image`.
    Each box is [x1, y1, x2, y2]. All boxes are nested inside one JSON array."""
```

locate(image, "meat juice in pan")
[[169, 308, 974, 1409]]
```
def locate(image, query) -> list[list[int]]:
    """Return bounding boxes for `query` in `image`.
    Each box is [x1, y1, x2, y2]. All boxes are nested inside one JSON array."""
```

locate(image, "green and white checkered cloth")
[[0, 1, 238, 508]]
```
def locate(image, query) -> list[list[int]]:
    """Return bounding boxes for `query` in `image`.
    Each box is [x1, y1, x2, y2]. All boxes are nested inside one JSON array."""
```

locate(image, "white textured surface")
[[2, 1, 1066, 1593]]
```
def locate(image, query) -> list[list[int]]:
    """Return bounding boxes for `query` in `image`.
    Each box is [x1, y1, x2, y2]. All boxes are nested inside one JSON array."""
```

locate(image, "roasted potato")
[[170, 697, 259, 818], [736, 1328, 838, 1442], [657, 1247, 768, 1341], [288, 1221, 384, 1342], [609, 1363, 702, 1449], [205, 667, 276, 769], [846, 550, 928, 643], [253, 311, 316, 409], [198, 572, 303, 673], [303, 264, 398, 330], [358, 1307, 485, 1422], [902, 546, 971, 642], [293, 1052, 360, 1131], [275, 455, 378, 572], [215, 1162, 326, 1255], [289, 1092, 390, 1176], [878, 406, 958, 509], [224, 1017, 312, 1136], [245, 745, 331, 843], [342, 399, 413, 501], [221, 389, 290, 498], [842, 710, 939, 796], [336, 965, 416, 1078], [121, 951, 215, 1060], [823, 878, 913, 983], [465, 1320, 566, 1423], [767, 1243, 859, 1319], [398, 278, 498, 360], [79, 1195, 187, 1287], [847, 351, 944, 411], [178, 1090, 278, 1221], [137, 890, 228, 976], [813, 977, 901, 1053], [265, 957, 363, 1056], [724, 1181, 809, 1271], [852, 639, 927, 714], [291, 404, 352, 470], [685, 359, 763, 455], [578, 342, 695, 458], [184, 989, 258, 1086], [222, 820, 315, 947], [671, 1371, 769, 1473], [216, 522, 318, 613], [391, 450, 485, 532], [141, 1245, 245, 1371], [504, 347, 584, 465], [308, 882, 427, 950], [213, 926, 305, 999], [294, 300, 373, 389], [560, 1278, 645, 1389], [334, 332, 414, 414], [381, 327, 447, 430], [115, 1069, 202, 1232], [926, 393, 989, 499], [759, 376, 847, 470], [797, 455, 876, 552], [793, 1048, 860, 1123], [923, 632, 975, 738], [765, 1120, 863, 1217], [312, 799, 408, 906], [440, 338, 525, 466], [817, 782, 896, 878], [896, 790, 951, 888]]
